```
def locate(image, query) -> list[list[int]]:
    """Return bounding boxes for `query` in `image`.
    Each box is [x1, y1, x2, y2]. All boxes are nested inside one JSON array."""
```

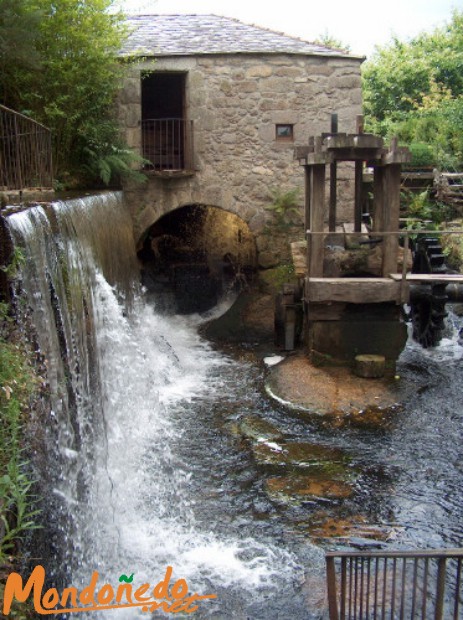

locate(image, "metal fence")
[[0, 104, 53, 191], [326, 549, 463, 619], [141, 118, 194, 172]]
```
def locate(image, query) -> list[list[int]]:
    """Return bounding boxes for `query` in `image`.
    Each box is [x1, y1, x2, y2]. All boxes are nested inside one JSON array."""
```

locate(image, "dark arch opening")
[[137, 204, 257, 314]]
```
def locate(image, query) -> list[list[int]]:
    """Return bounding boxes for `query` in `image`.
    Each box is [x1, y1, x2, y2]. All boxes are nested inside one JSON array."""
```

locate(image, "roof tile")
[[120, 14, 355, 58]]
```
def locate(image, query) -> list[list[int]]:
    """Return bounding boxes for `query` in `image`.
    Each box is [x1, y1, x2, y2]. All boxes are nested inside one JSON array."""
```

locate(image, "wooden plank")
[[305, 277, 405, 303], [306, 152, 331, 165], [390, 273, 463, 283], [324, 134, 383, 150]]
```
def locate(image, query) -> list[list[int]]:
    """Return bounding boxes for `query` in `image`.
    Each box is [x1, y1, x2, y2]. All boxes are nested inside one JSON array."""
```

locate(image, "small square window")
[[276, 124, 294, 141]]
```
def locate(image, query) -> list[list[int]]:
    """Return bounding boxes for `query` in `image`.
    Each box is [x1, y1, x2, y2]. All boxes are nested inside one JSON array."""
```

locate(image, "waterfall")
[[5, 193, 306, 618]]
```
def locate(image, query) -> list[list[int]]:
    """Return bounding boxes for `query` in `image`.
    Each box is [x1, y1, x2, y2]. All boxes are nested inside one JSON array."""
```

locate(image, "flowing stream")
[[6, 193, 463, 619]]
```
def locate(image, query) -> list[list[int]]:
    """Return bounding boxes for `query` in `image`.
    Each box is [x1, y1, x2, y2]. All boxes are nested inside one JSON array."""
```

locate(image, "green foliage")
[[0, 247, 26, 279], [363, 10, 463, 169], [259, 263, 297, 294], [407, 142, 436, 168], [440, 223, 463, 272], [0, 338, 40, 563], [80, 121, 148, 187], [0, 0, 43, 109], [401, 189, 455, 227], [0, 0, 144, 188], [314, 32, 351, 53], [266, 188, 301, 228]]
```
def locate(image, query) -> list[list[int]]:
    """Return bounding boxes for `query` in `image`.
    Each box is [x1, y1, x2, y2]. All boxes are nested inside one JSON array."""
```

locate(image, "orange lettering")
[[96, 584, 114, 605], [60, 586, 78, 609], [41, 588, 59, 610], [116, 583, 133, 604], [79, 571, 99, 606], [152, 566, 172, 600], [171, 579, 188, 599], [3, 565, 46, 615], [133, 583, 151, 602]]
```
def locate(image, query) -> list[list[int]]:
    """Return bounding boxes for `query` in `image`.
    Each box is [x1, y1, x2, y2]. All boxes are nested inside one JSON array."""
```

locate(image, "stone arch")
[[137, 203, 257, 313]]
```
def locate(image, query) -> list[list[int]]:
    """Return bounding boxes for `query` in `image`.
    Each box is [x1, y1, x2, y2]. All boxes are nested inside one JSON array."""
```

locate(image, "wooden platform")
[[305, 277, 405, 304], [390, 273, 463, 284], [305, 273, 463, 305]]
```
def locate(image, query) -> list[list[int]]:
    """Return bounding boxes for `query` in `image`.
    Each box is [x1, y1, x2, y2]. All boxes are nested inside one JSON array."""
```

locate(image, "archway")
[[137, 204, 257, 313]]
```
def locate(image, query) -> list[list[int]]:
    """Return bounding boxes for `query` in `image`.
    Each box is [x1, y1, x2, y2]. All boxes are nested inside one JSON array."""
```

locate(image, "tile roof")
[[120, 14, 355, 58]]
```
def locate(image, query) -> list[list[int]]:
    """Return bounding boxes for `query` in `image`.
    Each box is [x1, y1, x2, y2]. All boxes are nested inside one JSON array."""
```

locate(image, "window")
[[276, 124, 294, 141]]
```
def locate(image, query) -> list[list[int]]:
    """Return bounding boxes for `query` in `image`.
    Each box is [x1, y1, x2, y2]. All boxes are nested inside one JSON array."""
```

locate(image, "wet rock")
[[264, 474, 353, 505], [266, 352, 410, 428], [252, 441, 347, 469], [349, 536, 387, 550], [307, 512, 392, 542], [239, 416, 283, 442], [354, 354, 386, 378]]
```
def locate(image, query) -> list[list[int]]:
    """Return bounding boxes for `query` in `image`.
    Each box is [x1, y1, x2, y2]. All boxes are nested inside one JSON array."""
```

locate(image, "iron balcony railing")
[[141, 118, 194, 173], [0, 104, 53, 191], [326, 549, 463, 620]]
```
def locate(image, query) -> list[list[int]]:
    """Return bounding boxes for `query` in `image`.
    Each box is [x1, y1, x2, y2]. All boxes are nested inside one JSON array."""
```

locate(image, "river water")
[[6, 194, 463, 619]]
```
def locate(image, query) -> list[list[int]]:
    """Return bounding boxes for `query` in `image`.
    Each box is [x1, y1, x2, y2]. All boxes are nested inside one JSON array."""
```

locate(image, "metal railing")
[[141, 118, 194, 172], [0, 104, 53, 190], [326, 549, 463, 619]]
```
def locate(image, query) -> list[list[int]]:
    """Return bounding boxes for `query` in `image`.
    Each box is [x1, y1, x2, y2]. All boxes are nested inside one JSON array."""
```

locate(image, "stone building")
[[118, 14, 363, 309]]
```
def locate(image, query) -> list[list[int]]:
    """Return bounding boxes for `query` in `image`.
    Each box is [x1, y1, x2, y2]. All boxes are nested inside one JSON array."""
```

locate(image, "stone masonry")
[[118, 15, 364, 268]]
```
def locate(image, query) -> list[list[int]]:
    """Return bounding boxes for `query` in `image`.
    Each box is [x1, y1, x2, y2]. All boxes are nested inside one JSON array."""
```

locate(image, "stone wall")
[[118, 52, 363, 268]]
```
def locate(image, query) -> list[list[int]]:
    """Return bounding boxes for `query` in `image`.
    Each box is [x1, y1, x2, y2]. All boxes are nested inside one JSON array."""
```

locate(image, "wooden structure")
[[293, 118, 413, 370], [293, 119, 463, 367], [435, 171, 463, 213]]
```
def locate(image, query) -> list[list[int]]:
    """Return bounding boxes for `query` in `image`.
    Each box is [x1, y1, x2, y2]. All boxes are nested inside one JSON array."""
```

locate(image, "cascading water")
[[6, 193, 322, 619], [6, 193, 463, 619]]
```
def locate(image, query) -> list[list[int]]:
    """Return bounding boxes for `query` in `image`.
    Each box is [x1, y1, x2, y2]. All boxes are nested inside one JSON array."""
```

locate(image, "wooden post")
[[434, 557, 446, 620], [329, 114, 338, 232], [326, 556, 340, 620], [308, 163, 326, 277], [354, 160, 363, 232], [401, 234, 410, 303], [381, 163, 401, 277], [304, 165, 311, 231], [372, 166, 385, 233]]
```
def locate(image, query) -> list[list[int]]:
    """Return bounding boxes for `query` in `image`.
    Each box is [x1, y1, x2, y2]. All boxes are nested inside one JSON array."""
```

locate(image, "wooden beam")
[[304, 165, 311, 231], [329, 161, 337, 232], [381, 164, 401, 277], [354, 160, 363, 232], [305, 277, 405, 303], [390, 273, 463, 283], [372, 165, 385, 233], [308, 164, 326, 277]]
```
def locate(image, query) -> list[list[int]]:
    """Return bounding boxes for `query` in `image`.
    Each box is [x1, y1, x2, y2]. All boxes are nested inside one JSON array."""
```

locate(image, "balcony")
[[141, 118, 194, 176]]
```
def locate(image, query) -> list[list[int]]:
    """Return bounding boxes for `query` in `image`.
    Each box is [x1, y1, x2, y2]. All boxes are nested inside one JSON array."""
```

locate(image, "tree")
[[0, 0, 43, 110], [1, 0, 143, 187], [362, 10, 463, 168]]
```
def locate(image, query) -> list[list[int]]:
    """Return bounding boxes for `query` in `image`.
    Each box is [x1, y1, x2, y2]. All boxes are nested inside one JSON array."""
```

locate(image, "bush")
[[407, 142, 436, 168]]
